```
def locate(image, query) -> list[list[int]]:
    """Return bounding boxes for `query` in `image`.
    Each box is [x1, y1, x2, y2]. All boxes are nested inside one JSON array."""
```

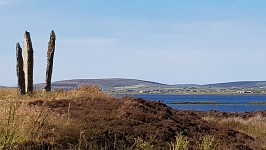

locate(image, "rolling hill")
[[203, 81, 266, 88], [34, 79, 266, 90], [35, 78, 168, 89], [4, 79, 266, 89]]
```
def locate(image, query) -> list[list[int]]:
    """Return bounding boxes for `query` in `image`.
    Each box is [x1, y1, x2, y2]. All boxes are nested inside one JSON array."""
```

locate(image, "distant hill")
[[173, 84, 200, 88], [203, 81, 266, 88], [35, 78, 168, 89], [31, 79, 266, 90]]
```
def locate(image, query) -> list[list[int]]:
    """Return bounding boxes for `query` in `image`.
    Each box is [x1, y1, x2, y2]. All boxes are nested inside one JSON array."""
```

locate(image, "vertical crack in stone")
[[45, 30, 56, 91], [16, 43, 25, 95], [23, 31, 34, 93]]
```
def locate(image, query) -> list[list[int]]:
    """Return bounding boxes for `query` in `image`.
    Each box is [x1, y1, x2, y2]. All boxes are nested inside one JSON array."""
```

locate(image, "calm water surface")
[[124, 94, 266, 112]]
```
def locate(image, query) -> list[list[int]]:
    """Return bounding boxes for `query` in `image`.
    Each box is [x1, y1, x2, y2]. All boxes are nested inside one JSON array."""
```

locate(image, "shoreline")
[[113, 92, 266, 95]]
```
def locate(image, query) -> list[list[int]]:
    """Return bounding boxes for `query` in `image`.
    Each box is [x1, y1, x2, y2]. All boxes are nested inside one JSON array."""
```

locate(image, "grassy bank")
[[169, 101, 266, 105], [248, 102, 266, 105], [168, 101, 224, 104], [0, 86, 113, 149]]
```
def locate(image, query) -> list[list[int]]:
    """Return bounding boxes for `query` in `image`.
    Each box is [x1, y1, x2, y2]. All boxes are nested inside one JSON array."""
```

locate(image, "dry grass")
[[203, 115, 266, 138], [197, 135, 219, 150], [0, 88, 17, 100], [0, 99, 69, 149], [130, 137, 154, 150], [203, 115, 266, 149], [169, 132, 189, 150], [0, 85, 111, 102], [0, 85, 112, 149]]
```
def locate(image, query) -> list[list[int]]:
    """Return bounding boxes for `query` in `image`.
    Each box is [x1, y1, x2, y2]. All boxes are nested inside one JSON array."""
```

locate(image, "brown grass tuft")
[[203, 115, 266, 138], [203, 114, 266, 149], [0, 85, 112, 149]]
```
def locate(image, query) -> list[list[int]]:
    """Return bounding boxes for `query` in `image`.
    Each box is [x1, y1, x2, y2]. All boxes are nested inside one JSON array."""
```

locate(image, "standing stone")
[[16, 43, 25, 95], [44, 30, 56, 91], [23, 31, 34, 93]]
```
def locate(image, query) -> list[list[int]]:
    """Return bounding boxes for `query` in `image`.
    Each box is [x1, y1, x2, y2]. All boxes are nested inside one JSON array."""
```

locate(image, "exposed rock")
[[45, 30, 56, 91], [23, 31, 34, 93], [16, 43, 25, 95]]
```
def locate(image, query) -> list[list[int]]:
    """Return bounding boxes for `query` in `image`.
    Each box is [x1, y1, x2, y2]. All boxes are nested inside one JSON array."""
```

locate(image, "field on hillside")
[[0, 86, 265, 149]]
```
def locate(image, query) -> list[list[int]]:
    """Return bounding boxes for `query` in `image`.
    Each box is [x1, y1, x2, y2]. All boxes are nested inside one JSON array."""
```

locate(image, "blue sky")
[[1, 0, 266, 86]]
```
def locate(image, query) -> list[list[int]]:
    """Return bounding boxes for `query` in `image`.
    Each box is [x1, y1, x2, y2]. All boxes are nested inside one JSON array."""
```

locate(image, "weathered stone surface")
[[45, 30, 56, 91], [23, 31, 34, 93], [16, 43, 25, 95]]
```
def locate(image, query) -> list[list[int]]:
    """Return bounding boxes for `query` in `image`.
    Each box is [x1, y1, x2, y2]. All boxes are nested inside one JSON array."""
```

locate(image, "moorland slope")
[[0, 86, 265, 149]]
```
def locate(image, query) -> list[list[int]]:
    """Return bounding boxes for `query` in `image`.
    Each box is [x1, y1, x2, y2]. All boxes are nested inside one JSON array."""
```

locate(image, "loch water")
[[125, 94, 266, 112]]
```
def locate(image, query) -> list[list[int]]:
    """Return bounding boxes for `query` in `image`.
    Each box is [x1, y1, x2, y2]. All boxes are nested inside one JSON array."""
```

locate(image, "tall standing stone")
[[16, 43, 25, 95], [44, 30, 56, 91], [23, 31, 34, 93]]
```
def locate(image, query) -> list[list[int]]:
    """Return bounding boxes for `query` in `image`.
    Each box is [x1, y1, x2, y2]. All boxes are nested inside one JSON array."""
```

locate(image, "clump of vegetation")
[[0, 85, 110, 102], [0, 100, 21, 149], [130, 137, 154, 150], [197, 135, 219, 150], [168, 133, 221, 150], [0, 85, 112, 149], [203, 115, 266, 149], [0, 98, 69, 149], [203, 115, 266, 138], [169, 132, 189, 150]]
